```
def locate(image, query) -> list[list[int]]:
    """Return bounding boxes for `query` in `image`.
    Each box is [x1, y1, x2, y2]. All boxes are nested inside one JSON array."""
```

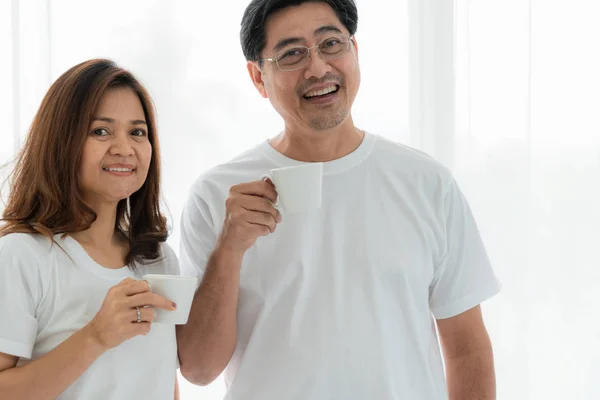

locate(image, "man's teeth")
[[305, 85, 338, 98], [103, 167, 133, 172]]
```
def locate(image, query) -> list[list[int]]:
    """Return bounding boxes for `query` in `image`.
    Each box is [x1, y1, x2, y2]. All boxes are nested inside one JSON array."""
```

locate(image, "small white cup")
[[264, 163, 323, 213], [142, 274, 198, 325]]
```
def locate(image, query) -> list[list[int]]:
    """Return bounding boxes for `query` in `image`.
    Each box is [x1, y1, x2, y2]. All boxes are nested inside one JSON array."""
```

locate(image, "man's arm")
[[436, 305, 496, 400], [176, 247, 244, 385], [176, 179, 281, 386]]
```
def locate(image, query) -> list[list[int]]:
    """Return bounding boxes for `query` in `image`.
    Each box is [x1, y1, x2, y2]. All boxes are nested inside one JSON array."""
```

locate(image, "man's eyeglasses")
[[261, 35, 354, 72]]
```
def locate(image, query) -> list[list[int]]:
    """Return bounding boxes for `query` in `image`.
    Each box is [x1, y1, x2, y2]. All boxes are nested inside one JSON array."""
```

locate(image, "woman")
[[0, 59, 180, 399]]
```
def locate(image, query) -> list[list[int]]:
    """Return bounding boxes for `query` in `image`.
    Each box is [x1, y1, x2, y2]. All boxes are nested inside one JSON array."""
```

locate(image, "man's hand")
[[217, 179, 282, 255]]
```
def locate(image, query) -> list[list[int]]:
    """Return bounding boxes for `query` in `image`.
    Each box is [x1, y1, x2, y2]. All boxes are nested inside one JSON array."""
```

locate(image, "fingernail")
[[172, 302, 177, 309]]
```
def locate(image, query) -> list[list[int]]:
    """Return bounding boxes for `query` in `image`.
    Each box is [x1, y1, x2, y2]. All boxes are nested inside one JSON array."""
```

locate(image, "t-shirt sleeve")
[[429, 177, 501, 319], [156, 244, 183, 371], [0, 236, 43, 359], [161, 242, 180, 276], [179, 185, 218, 279]]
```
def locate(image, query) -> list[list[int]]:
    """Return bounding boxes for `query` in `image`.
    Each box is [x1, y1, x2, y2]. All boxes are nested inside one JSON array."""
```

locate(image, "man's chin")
[[307, 109, 349, 131]]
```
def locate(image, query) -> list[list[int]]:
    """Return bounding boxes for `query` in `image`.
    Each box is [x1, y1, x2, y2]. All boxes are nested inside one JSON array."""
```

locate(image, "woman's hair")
[[0, 59, 168, 267]]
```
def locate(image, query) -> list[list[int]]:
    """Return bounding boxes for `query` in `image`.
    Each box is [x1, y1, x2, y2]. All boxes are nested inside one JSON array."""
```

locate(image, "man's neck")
[[270, 119, 364, 162]]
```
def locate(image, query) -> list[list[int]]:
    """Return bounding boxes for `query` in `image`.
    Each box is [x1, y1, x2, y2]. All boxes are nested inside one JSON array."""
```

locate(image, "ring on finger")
[[135, 306, 142, 323]]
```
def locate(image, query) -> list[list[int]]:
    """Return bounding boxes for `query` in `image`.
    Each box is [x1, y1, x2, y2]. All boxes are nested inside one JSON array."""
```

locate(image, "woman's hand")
[[86, 278, 176, 350]]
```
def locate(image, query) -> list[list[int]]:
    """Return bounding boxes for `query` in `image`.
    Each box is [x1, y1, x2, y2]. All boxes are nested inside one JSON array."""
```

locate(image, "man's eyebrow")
[[314, 25, 343, 37], [271, 25, 344, 54]]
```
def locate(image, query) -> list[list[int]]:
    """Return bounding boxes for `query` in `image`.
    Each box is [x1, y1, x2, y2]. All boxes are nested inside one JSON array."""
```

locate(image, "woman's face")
[[79, 87, 152, 206]]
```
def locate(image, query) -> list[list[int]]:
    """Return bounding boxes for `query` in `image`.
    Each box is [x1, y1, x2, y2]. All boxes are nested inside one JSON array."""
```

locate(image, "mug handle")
[[261, 173, 280, 209]]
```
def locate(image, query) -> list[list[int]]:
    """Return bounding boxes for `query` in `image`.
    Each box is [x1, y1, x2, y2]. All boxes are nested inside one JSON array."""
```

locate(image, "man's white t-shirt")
[[180, 133, 501, 400], [0, 233, 179, 399]]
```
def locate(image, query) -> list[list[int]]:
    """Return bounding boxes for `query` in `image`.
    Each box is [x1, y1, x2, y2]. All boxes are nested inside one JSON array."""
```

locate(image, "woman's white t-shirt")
[[0, 233, 179, 399]]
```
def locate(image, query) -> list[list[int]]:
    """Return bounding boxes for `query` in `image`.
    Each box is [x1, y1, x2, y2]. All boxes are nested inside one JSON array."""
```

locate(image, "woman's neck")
[[71, 201, 121, 248]]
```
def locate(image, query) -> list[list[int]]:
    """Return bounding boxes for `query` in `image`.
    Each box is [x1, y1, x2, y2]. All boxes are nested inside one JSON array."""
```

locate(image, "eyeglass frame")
[[260, 34, 355, 72]]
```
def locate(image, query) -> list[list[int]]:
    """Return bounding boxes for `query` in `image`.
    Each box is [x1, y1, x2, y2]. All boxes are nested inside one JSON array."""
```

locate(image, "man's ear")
[[351, 36, 359, 61], [247, 61, 268, 98]]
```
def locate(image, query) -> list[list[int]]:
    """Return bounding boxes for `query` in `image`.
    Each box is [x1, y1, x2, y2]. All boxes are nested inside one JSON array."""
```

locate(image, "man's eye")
[[323, 39, 340, 47], [282, 49, 303, 58]]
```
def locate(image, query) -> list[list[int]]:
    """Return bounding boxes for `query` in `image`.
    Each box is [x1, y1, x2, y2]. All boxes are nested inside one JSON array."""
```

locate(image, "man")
[[176, 1, 500, 399]]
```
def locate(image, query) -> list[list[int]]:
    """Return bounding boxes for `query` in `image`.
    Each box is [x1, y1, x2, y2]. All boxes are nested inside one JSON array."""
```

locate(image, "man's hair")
[[240, 0, 358, 62]]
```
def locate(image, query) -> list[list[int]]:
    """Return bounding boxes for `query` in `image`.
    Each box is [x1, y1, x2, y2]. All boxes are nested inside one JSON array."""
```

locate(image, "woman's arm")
[[0, 278, 176, 400], [174, 374, 180, 400], [0, 325, 106, 400]]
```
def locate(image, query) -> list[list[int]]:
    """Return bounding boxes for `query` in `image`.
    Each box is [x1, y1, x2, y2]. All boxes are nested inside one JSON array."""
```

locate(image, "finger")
[[232, 208, 278, 233], [240, 196, 281, 221], [127, 292, 177, 311], [231, 181, 278, 204], [245, 211, 278, 232], [262, 177, 275, 187], [247, 221, 273, 237], [130, 307, 155, 323], [130, 322, 152, 336], [120, 279, 151, 296]]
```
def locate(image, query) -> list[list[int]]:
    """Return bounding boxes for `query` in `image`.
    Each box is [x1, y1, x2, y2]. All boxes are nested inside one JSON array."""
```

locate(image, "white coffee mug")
[[142, 274, 198, 325], [263, 162, 323, 213]]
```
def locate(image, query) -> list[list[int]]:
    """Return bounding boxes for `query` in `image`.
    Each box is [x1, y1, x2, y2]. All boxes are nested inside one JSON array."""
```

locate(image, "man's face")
[[248, 2, 361, 132]]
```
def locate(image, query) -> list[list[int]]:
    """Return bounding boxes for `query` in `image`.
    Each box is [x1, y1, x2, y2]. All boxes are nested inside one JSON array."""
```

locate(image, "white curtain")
[[2, 1, 598, 399], [450, 1, 599, 399], [0, 0, 16, 192]]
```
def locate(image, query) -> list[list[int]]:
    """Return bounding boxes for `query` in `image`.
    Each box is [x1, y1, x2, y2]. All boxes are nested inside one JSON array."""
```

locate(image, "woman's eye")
[[131, 129, 147, 137], [92, 128, 109, 136]]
